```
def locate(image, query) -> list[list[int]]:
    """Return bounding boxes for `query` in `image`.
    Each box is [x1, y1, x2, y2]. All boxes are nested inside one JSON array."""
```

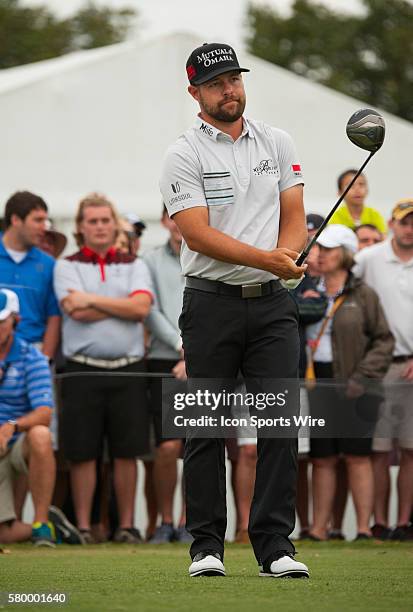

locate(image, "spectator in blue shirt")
[[0, 191, 61, 360], [0, 289, 82, 546]]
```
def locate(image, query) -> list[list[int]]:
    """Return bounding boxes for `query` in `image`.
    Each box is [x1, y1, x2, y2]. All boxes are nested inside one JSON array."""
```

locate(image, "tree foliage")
[[246, 0, 413, 122], [0, 0, 136, 69]]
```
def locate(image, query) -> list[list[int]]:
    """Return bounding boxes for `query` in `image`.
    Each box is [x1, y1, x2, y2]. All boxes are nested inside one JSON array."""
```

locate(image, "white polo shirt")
[[160, 116, 303, 284], [54, 248, 154, 360], [353, 240, 413, 356]]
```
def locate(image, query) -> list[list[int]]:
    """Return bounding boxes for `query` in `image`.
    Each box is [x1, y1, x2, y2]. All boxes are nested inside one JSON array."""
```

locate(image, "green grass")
[[0, 542, 412, 612]]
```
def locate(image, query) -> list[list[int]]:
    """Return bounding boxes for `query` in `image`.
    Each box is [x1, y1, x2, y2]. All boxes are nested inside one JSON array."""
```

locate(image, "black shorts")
[[309, 362, 377, 459], [60, 360, 149, 462], [147, 359, 183, 447], [310, 437, 373, 458]]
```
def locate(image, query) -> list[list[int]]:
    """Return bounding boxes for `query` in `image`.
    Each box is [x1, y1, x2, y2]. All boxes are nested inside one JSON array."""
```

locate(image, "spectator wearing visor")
[[305, 225, 393, 541], [124, 213, 146, 256], [0, 289, 82, 546]]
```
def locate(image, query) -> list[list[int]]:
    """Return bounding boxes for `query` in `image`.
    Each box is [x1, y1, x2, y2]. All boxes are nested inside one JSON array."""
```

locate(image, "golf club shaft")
[[295, 150, 375, 266]]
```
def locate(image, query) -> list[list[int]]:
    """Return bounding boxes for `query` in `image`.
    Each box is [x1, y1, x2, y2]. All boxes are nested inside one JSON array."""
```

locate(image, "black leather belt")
[[185, 276, 280, 298], [392, 354, 413, 363]]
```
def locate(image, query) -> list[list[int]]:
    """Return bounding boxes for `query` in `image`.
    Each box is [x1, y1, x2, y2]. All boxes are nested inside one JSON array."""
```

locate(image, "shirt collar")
[[195, 116, 254, 142], [81, 246, 117, 262], [2, 335, 22, 364], [0, 235, 36, 260], [241, 118, 254, 139]]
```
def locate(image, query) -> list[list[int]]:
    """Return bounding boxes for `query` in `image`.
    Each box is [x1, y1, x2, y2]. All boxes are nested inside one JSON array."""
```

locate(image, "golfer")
[[160, 42, 309, 579]]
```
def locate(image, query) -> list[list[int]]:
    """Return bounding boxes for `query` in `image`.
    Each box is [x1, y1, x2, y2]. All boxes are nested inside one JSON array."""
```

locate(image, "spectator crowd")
[[1, 171, 412, 547]]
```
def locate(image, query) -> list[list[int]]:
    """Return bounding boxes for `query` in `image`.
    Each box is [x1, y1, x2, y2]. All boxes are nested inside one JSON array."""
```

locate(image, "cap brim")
[[46, 231, 67, 257], [192, 66, 250, 85], [317, 236, 340, 249], [393, 208, 413, 221]]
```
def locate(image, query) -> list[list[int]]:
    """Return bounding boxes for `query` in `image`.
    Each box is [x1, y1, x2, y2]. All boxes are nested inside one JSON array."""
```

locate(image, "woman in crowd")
[[306, 225, 394, 540]]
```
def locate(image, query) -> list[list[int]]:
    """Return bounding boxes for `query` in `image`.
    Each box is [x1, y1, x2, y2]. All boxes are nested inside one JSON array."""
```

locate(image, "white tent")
[[1, 31, 413, 230]]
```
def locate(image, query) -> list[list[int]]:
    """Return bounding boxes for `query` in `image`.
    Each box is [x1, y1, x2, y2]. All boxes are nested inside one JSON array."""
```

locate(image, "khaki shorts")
[[0, 434, 28, 524], [373, 362, 413, 452]]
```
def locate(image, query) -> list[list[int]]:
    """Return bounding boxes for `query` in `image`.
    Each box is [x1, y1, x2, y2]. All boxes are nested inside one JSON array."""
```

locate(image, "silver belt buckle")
[[241, 283, 262, 298]]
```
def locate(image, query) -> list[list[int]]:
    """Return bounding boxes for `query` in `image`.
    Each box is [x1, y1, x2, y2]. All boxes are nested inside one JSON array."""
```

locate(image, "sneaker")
[[48, 506, 85, 545], [113, 527, 143, 544], [32, 522, 56, 547], [371, 523, 391, 541], [259, 551, 309, 579], [328, 530, 345, 541], [390, 525, 410, 541], [149, 523, 175, 544], [189, 550, 226, 577], [174, 526, 194, 544], [307, 533, 323, 542], [354, 533, 372, 541], [79, 529, 96, 544]]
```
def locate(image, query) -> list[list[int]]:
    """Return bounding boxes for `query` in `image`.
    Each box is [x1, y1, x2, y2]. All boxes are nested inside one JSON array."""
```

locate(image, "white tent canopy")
[[1, 31, 413, 224]]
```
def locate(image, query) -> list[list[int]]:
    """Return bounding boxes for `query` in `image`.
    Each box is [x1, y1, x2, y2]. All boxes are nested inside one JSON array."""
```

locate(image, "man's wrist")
[[259, 250, 273, 274], [86, 294, 98, 309], [6, 419, 19, 434]]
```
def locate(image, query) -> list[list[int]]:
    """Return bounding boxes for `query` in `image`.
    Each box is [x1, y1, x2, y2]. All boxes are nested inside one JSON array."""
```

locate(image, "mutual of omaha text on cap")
[[186, 42, 250, 86]]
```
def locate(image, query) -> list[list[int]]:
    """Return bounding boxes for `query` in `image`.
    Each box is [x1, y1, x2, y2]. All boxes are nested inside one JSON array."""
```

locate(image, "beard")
[[395, 235, 413, 250], [200, 94, 246, 123]]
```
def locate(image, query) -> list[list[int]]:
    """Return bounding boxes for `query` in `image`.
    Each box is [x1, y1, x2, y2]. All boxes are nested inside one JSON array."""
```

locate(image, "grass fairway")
[[1, 542, 412, 612]]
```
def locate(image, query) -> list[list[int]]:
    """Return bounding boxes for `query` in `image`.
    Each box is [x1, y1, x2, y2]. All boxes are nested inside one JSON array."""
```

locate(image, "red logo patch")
[[292, 164, 301, 172], [187, 65, 196, 80]]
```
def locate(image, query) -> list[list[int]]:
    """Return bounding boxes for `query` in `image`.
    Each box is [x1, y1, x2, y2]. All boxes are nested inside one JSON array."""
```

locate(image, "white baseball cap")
[[317, 224, 358, 253], [0, 289, 20, 321]]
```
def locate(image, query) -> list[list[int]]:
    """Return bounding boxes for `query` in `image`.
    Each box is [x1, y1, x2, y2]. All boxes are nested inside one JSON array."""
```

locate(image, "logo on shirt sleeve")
[[170, 181, 191, 206], [292, 164, 302, 176]]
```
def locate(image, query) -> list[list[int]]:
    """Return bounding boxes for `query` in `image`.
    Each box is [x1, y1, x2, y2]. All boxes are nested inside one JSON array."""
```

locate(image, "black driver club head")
[[346, 108, 386, 152]]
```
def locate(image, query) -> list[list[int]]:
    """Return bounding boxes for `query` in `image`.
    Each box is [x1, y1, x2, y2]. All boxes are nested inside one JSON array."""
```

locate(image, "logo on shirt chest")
[[1, 365, 19, 384], [253, 158, 279, 176]]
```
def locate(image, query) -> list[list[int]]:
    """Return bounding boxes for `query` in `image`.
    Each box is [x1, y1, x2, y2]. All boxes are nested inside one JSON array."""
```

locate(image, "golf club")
[[280, 108, 386, 290]]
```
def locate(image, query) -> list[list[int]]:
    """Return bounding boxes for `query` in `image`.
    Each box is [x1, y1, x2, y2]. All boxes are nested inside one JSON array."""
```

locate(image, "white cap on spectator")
[[0, 289, 20, 320], [124, 213, 146, 230], [317, 224, 358, 253]]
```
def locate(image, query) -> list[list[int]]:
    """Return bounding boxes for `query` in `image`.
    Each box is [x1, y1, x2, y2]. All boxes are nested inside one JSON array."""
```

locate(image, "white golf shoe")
[[259, 552, 309, 578], [189, 550, 226, 577]]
